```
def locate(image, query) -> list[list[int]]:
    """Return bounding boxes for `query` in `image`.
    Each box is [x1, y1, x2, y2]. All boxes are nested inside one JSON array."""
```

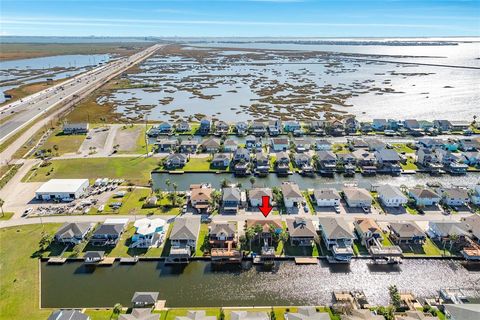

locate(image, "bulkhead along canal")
[[41, 259, 480, 308]]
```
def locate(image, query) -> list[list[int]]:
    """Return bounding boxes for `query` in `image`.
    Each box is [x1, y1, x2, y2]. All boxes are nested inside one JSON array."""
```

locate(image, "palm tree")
[[249, 177, 256, 188], [112, 303, 122, 318], [245, 227, 256, 252], [165, 179, 171, 192], [0, 198, 4, 217]]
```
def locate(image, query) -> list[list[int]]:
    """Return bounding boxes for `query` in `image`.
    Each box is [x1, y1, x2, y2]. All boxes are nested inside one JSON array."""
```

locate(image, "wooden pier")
[[294, 257, 318, 264], [47, 257, 67, 264]]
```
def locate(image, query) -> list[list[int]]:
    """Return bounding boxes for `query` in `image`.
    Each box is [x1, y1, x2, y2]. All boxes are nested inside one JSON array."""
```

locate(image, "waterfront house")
[[441, 188, 470, 207], [387, 119, 400, 131], [312, 188, 341, 207], [293, 137, 312, 152], [408, 188, 441, 207], [416, 148, 443, 172], [165, 153, 188, 169], [461, 214, 480, 243], [199, 118, 211, 135], [119, 308, 160, 320], [175, 121, 190, 132], [458, 138, 480, 152], [344, 116, 360, 134], [318, 217, 355, 262], [246, 218, 283, 245], [444, 304, 480, 320], [450, 120, 471, 131], [131, 292, 159, 308], [244, 135, 256, 150], [342, 187, 373, 208], [377, 184, 408, 207], [48, 309, 90, 320], [223, 139, 238, 152], [254, 151, 270, 175], [337, 153, 356, 166], [353, 149, 377, 174], [63, 122, 89, 135], [374, 149, 401, 174], [179, 140, 198, 153], [403, 119, 421, 131], [354, 218, 383, 246], [234, 161, 250, 176], [285, 307, 330, 320], [435, 149, 468, 174], [365, 138, 387, 151], [248, 187, 273, 208], [275, 152, 291, 175], [189, 184, 213, 214], [235, 121, 248, 135], [231, 311, 269, 320], [348, 138, 368, 150], [281, 182, 303, 208], [316, 150, 337, 174], [428, 221, 469, 242], [416, 138, 445, 149], [284, 120, 301, 133], [444, 139, 459, 151], [342, 309, 385, 320], [360, 122, 373, 133], [309, 120, 326, 135], [169, 216, 201, 251], [200, 137, 221, 153], [222, 187, 242, 214], [268, 120, 282, 136], [90, 218, 128, 246], [314, 139, 332, 151], [328, 119, 345, 136], [54, 222, 94, 245], [389, 222, 426, 244], [470, 185, 480, 205], [214, 121, 229, 135], [251, 121, 267, 136], [175, 311, 217, 320], [211, 153, 231, 169], [156, 138, 178, 152], [286, 217, 317, 246], [132, 218, 166, 248], [293, 153, 312, 168], [433, 120, 452, 132], [372, 119, 387, 131], [233, 147, 250, 162], [209, 222, 237, 248], [461, 151, 480, 166], [148, 122, 171, 136], [271, 137, 289, 152]]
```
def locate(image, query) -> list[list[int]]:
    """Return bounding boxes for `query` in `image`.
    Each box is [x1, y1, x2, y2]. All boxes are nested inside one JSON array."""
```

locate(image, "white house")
[[132, 218, 166, 248], [408, 188, 441, 207], [35, 179, 89, 201], [377, 184, 408, 207], [281, 182, 303, 208], [313, 188, 341, 207], [441, 188, 470, 207], [248, 187, 273, 208]]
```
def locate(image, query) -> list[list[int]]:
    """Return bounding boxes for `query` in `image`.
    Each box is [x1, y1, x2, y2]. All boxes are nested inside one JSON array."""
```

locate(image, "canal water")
[[151, 172, 480, 191], [41, 259, 480, 308]]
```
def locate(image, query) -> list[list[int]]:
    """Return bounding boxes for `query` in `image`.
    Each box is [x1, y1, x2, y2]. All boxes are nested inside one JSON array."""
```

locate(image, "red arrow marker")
[[258, 195, 273, 217]]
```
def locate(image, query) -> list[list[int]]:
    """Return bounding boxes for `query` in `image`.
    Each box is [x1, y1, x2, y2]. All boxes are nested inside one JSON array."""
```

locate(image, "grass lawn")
[[107, 222, 165, 258], [0, 164, 22, 190], [401, 238, 444, 256], [401, 157, 418, 171], [284, 241, 320, 257], [405, 204, 420, 215], [26, 157, 161, 185], [195, 223, 209, 256], [183, 157, 213, 171], [162, 308, 219, 320], [0, 212, 14, 220], [302, 191, 315, 215], [116, 125, 154, 155], [353, 241, 369, 256], [392, 143, 415, 154], [40, 130, 86, 155]]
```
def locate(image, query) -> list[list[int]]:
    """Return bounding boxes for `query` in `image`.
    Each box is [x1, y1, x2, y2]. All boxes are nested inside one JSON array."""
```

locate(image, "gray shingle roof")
[[318, 217, 355, 240], [286, 217, 317, 238], [170, 217, 201, 241], [48, 309, 90, 320], [55, 222, 92, 240]]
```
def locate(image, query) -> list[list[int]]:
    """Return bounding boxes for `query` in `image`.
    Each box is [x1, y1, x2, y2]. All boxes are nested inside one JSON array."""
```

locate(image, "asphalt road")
[[0, 44, 161, 144]]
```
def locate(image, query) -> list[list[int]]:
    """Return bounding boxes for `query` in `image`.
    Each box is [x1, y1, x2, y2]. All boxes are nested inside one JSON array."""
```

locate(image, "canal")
[[152, 172, 480, 191], [41, 259, 480, 308]]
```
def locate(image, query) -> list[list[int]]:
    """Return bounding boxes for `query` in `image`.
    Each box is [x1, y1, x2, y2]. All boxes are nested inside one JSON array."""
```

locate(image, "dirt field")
[[114, 125, 142, 152]]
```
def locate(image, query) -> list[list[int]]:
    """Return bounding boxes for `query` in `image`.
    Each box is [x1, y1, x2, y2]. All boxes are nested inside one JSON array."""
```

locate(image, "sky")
[[1, 0, 479, 37]]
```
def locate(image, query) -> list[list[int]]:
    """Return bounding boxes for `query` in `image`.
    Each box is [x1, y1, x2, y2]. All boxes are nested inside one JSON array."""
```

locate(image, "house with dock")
[[342, 187, 373, 209], [316, 150, 337, 175], [281, 182, 304, 209], [312, 188, 341, 207], [131, 218, 166, 248], [90, 218, 128, 246], [275, 152, 291, 175], [169, 217, 201, 261], [119, 308, 160, 320], [389, 222, 426, 244], [377, 184, 408, 207], [156, 138, 178, 152], [165, 154, 188, 169], [286, 217, 317, 246], [248, 187, 273, 208], [48, 309, 90, 320], [131, 292, 159, 308], [222, 187, 242, 214], [408, 188, 441, 207], [189, 184, 213, 214], [209, 222, 241, 263], [318, 217, 355, 262]]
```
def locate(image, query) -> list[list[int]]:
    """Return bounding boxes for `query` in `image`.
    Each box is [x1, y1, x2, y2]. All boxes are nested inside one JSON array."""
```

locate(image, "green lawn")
[[195, 223, 209, 256], [26, 157, 161, 185], [392, 143, 415, 154], [353, 241, 369, 256], [0, 212, 14, 220], [107, 222, 165, 258], [40, 131, 86, 155], [401, 238, 444, 256], [401, 157, 418, 171]]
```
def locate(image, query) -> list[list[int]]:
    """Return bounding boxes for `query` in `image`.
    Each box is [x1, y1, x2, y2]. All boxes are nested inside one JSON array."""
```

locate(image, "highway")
[[0, 44, 161, 144]]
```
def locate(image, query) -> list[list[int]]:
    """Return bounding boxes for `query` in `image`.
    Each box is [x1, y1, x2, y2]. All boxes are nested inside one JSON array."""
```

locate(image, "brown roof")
[[190, 186, 213, 202], [246, 218, 283, 233], [355, 218, 381, 234]]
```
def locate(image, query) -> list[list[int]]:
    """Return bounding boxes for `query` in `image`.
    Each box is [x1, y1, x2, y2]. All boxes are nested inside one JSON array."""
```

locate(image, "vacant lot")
[[26, 157, 161, 185], [41, 131, 86, 155]]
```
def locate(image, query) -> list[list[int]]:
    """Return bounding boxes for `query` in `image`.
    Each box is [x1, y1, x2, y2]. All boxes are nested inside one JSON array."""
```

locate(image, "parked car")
[[334, 206, 341, 213], [22, 207, 33, 217], [362, 206, 370, 214]]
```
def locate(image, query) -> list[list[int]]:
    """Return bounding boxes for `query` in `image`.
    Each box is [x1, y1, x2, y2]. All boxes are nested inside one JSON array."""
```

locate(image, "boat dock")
[[120, 257, 139, 264], [98, 257, 116, 266], [47, 257, 67, 264], [295, 257, 318, 264]]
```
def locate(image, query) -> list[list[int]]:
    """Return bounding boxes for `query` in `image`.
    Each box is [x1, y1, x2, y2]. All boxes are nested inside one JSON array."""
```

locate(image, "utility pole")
[[145, 116, 149, 157]]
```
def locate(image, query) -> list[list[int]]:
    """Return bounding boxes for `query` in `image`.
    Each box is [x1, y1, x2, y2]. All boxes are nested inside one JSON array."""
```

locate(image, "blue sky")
[[1, 0, 479, 37]]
